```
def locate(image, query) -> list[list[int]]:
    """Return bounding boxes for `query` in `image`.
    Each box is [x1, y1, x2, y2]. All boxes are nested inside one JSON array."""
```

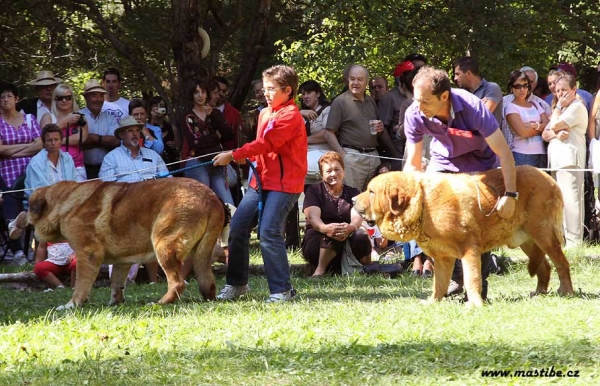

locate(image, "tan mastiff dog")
[[27, 178, 224, 308], [353, 165, 574, 306]]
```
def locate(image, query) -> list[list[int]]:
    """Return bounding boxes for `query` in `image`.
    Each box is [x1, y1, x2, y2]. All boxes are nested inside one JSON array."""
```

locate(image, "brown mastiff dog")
[[27, 178, 224, 308], [353, 165, 574, 306]]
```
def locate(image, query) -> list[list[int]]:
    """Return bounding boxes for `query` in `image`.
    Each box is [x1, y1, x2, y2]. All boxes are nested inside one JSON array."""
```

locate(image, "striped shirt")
[[0, 114, 41, 187], [99, 145, 169, 183]]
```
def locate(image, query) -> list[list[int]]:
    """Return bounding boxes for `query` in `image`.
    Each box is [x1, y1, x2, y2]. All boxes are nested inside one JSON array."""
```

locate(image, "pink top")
[[0, 114, 41, 187], [61, 124, 85, 167]]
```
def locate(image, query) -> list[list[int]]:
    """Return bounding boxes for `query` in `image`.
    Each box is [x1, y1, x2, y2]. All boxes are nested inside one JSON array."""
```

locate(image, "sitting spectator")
[[129, 98, 164, 155], [33, 241, 77, 290], [9, 124, 77, 265], [301, 151, 372, 276], [182, 79, 234, 205], [504, 70, 549, 167], [100, 116, 170, 283], [40, 83, 89, 181], [299, 80, 332, 186], [0, 82, 43, 264], [148, 96, 179, 171]]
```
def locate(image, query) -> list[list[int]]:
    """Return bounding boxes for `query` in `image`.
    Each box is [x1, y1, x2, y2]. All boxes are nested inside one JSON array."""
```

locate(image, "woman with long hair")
[[40, 84, 89, 181]]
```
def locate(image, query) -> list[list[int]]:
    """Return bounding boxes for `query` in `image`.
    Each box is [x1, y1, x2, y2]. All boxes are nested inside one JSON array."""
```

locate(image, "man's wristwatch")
[[144, 135, 151, 140], [504, 191, 519, 200]]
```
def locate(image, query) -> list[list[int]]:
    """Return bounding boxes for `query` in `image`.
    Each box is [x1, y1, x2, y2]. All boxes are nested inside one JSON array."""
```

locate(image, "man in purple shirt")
[[403, 66, 517, 301]]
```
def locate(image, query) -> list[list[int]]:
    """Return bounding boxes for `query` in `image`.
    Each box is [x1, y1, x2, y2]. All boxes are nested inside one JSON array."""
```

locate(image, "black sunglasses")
[[55, 95, 73, 102], [512, 84, 530, 90]]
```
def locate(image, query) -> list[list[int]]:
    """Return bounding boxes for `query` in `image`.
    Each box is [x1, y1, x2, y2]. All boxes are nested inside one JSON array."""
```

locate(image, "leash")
[[155, 156, 264, 240]]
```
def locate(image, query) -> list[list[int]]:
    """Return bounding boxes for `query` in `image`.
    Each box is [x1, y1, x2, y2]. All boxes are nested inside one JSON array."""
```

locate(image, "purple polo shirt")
[[404, 88, 499, 172]]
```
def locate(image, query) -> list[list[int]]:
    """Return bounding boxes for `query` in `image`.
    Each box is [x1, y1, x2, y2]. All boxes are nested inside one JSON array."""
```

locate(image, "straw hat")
[[114, 116, 144, 139], [28, 70, 62, 86], [81, 79, 107, 95]]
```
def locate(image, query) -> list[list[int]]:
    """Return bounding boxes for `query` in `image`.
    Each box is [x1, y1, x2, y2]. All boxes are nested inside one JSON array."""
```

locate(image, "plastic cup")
[[369, 120, 379, 135]]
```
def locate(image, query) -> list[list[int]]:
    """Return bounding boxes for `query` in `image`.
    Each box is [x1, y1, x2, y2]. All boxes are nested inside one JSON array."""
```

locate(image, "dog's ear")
[[388, 186, 409, 215], [29, 196, 47, 217]]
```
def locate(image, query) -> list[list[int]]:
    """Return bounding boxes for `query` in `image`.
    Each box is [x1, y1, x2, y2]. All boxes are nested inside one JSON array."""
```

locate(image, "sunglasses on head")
[[55, 95, 73, 102], [512, 84, 530, 90]]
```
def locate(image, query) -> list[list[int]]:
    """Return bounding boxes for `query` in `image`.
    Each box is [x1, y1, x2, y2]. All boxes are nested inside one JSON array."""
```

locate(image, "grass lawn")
[[0, 245, 599, 385]]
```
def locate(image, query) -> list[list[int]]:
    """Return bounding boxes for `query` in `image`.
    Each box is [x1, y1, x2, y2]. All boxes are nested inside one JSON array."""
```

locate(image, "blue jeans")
[[185, 159, 234, 205], [512, 152, 547, 168], [226, 188, 299, 294]]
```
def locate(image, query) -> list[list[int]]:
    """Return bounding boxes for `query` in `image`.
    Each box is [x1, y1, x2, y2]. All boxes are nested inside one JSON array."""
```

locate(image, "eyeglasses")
[[512, 83, 530, 90], [125, 128, 141, 134], [261, 86, 287, 94], [55, 95, 73, 102]]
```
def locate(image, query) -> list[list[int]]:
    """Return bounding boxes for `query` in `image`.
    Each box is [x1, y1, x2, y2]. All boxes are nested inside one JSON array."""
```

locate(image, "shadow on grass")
[[0, 338, 596, 385]]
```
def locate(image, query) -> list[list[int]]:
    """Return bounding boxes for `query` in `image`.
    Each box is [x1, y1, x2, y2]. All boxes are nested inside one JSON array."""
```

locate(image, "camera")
[[157, 107, 166, 115], [76, 114, 86, 126]]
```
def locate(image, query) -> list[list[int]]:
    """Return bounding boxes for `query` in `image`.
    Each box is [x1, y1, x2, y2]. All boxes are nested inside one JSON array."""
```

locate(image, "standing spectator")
[[542, 74, 588, 248], [504, 70, 549, 167], [299, 80, 332, 186], [148, 96, 179, 170], [181, 80, 234, 205], [369, 76, 389, 105], [101, 68, 130, 120], [588, 90, 600, 141], [211, 76, 244, 204], [453, 56, 503, 124], [129, 98, 164, 155], [40, 84, 89, 181], [546, 63, 594, 112], [501, 66, 551, 149], [212, 65, 307, 303], [545, 69, 567, 108], [80, 79, 120, 179], [0, 82, 43, 264], [17, 70, 61, 124], [324, 64, 383, 190], [403, 67, 517, 302], [378, 60, 415, 166], [241, 79, 268, 146], [100, 116, 169, 283]]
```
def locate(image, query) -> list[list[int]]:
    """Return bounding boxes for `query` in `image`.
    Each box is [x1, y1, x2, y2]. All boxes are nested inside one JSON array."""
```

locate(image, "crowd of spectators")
[[1, 57, 598, 302]]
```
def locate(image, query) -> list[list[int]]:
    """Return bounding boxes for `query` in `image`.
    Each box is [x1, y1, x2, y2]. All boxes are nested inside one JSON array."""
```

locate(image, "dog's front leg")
[[69, 247, 104, 307], [109, 264, 131, 305], [428, 256, 455, 303], [462, 251, 484, 307]]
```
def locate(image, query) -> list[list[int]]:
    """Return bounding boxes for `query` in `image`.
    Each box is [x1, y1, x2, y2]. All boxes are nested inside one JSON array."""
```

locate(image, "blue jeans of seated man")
[[226, 187, 300, 294], [185, 159, 234, 205]]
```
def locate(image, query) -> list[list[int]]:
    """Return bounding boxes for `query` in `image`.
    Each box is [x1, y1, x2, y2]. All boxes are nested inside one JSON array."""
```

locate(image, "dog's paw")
[[56, 301, 76, 311]]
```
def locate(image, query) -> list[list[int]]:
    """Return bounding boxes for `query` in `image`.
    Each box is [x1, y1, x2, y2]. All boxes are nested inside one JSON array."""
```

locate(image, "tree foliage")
[[1, 0, 598, 121]]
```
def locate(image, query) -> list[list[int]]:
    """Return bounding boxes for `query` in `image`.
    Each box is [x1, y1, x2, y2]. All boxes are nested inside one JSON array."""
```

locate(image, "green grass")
[[0, 246, 599, 385]]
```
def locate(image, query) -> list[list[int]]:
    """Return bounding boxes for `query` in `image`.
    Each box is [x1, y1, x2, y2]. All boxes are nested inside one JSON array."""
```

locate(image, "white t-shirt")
[[46, 242, 75, 266], [505, 101, 546, 154], [102, 97, 130, 121], [547, 99, 588, 169]]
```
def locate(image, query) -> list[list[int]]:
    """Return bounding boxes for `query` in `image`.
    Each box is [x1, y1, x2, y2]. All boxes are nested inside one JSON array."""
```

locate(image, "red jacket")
[[232, 98, 307, 194]]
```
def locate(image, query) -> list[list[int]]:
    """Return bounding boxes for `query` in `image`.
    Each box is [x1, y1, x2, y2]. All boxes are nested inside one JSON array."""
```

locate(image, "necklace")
[[324, 182, 342, 198]]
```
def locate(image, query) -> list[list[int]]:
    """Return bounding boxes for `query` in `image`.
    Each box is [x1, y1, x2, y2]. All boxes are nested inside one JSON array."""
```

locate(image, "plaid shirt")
[[99, 145, 169, 183], [0, 114, 41, 188]]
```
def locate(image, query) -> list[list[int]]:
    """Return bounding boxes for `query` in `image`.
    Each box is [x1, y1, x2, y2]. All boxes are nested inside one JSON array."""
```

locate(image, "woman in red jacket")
[[213, 65, 307, 303]]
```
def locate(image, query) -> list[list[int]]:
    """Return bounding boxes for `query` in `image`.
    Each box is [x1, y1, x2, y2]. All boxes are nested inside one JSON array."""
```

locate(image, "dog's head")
[[353, 172, 423, 240], [27, 182, 76, 241]]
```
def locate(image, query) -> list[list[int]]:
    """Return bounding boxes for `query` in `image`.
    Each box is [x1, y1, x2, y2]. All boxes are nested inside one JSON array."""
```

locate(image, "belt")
[[341, 144, 376, 153]]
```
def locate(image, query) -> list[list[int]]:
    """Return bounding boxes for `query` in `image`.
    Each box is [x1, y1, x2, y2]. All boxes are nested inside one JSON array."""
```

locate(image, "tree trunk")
[[172, 0, 209, 140], [229, 0, 273, 110]]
